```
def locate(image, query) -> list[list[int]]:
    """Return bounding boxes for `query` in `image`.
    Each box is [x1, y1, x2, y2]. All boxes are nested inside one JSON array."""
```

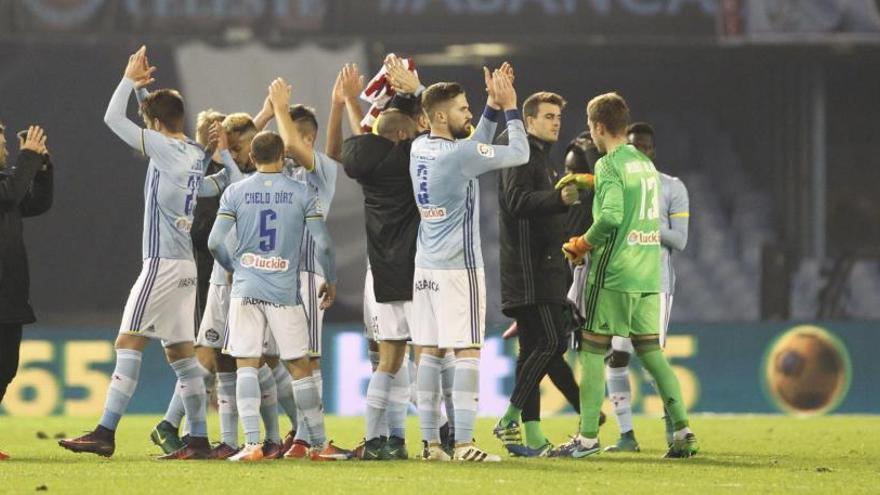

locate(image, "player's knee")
[[606, 350, 631, 368], [581, 333, 611, 355], [632, 336, 662, 355]]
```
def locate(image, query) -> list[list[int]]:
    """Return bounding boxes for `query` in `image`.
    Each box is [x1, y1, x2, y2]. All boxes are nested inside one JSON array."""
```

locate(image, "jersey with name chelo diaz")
[[585, 144, 661, 293], [218, 172, 322, 306], [284, 151, 338, 278], [410, 112, 529, 270], [139, 131, 209, 260]]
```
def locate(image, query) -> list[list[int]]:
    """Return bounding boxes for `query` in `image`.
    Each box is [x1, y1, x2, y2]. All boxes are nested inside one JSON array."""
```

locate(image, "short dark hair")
[[523, 92, 567, 119], [250, 131, 285, 165], [587, 92, 629, 136], [376, 109, 416, 141], [421, 82, 465, 119], [140, 89, 185, 133], [627, 122, 654, 138], [288, 104, 318, 138], [565, 131, 602, 173]]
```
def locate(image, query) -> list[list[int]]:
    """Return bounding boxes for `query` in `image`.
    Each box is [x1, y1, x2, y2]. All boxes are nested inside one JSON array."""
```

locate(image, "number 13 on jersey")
[[639, 176, 659, 220]]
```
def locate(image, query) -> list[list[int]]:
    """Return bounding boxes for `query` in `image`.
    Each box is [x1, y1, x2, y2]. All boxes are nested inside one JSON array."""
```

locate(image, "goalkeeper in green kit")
[[549, 92, 698, 459]]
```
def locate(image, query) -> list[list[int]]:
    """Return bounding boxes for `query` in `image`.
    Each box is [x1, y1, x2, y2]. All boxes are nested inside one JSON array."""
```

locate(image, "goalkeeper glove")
[[562, 236, 592, 264], [555, 173, 594, 191]]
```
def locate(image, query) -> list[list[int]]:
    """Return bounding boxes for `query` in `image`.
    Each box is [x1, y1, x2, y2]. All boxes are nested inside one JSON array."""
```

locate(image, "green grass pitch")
[[1, 415, 878, 494]]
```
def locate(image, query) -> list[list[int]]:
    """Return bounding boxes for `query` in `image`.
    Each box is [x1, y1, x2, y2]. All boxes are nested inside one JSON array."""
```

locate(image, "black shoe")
[[380, 436, 408, 460], [58, 426, 116, 457]]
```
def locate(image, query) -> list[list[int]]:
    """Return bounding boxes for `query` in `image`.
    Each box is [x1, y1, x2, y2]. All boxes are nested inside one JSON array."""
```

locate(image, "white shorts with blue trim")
[[118, 258, 197, 347], [299, 271, 325, 357], [196, 283, 230, 349], [364, 266, 413, 342], [411, 267, 486, 349], [225, 297, 309, 361]]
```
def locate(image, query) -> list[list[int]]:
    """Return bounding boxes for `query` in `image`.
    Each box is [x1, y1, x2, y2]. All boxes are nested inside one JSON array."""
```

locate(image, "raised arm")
[[269, 77, 315, 171], [208, 213, 236, 273], [104, 47, 157, 153], [327, 64, 364, 161], [20, 157, 53, 218], [253, 96, 274, 131], [662, 178, 690, 252]]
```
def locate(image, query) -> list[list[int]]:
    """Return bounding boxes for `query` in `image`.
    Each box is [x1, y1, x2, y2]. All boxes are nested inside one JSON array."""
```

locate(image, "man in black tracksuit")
[[0, 124, 54, 459], [492, 92, 582, 456]]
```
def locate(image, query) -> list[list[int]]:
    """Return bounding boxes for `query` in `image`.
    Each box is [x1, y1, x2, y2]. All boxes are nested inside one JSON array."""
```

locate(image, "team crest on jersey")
[[626, 230, 660, 246], [175, 217, 193, 233], [240, 253, 290, 272], [477, 143, 495, 158], [205, 329, 220, 343]]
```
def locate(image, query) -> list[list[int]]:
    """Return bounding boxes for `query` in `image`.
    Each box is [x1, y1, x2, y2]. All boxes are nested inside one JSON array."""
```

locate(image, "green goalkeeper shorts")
[[583, 284, 660, 337]]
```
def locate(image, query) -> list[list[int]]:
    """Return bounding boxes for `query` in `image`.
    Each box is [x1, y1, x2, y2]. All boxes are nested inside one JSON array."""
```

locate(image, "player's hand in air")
[[492, 68, 517, 111], [385, 55, 420, 95], [268, 77, 292, 112], [318, 282, 336, 310], [562, 236, 592, 265], [125, 46, 156, 86], [332, 64, 364, 107], [208, 121, 228, 152], [555, 172, 595, 191], [20, 126, 47, 155], [484, 62, 514, 109]]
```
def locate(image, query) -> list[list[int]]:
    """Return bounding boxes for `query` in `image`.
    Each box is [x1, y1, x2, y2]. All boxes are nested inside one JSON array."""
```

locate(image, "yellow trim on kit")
[[217, 212, 236, 219], [670, 212, 690, 218]]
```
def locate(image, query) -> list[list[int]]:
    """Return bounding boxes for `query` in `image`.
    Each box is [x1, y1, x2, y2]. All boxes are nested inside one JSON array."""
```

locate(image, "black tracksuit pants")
[[0, 323, 24, 404], [510, 304, 580, 421]]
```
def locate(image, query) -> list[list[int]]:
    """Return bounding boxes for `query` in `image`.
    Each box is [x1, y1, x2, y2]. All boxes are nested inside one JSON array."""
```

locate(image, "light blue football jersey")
[[284, 151, 339, 277], [217, 172, 323, 306], [409, 109, 530, 270], [659, 173, 689, 294]]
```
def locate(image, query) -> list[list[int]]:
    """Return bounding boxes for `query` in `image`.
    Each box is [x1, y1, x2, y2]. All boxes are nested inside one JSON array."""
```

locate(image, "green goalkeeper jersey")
[[585, 143, 661, 293]]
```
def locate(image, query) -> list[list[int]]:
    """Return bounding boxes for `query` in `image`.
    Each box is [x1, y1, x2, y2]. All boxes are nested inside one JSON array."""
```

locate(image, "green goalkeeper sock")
[[637, 347, 689, 430], [578, 348, 606, 439], [523, 421, 546, 449], [501, 404, 522, 426]]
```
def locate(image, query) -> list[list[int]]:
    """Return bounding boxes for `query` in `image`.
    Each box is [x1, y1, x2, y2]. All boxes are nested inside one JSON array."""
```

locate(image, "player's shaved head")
[[288, 104, 318, 140], [251, 131, 285, 165], [587, 92, 629, 137], [627, 121, 655, 159], [376, 109, 417, 143], [421, 82, 465, 122], [140, 89, 186, 134], [195, 109, 225, 147]]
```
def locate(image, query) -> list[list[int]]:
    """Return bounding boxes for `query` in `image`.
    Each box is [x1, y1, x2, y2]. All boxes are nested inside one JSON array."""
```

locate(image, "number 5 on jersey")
[[260, 209, 277, 251]]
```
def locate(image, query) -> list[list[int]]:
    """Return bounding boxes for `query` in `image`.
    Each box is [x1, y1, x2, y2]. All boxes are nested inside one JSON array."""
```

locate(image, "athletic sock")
[[216, 372, 239, 446], [388, 369, 411, 439], [416, 354, 442, 443], [99, 349, 142, 431], [292, 369, 321, 443], [272, 364, 297, 430], [162, 383, 185, 429], [440, 353, 456, 437], [292, 376, 326, 447], [577, 349, 606, 438], [365, 371, 392, 440], [606, 364, 634, 434], [674, 427, 694, 441], [236, 367, 261, 445], [524, 421, 546, 449], [637, 348, 689, 431], [452, 357, 480, 444], [313, 370, 323, 400], [501, 404, 522, 427], [407, 358, 418, 408], [170, 357, 208, 439], [258, 364, 281, 443]]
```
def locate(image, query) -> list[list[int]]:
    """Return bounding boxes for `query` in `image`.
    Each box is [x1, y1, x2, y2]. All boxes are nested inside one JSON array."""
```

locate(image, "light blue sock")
[[163, 384, 185, 429], [99, 349, 142, 431], [606, 365, 634, 434], [272, 364, 297, 431], [388, 369, 411, 440], [452, 357, 480, 445], [236, 367, 262, 445], [293, 376, 326, 447], [365, 371, 392, 441], [170, 357, 208, 438], [216, 372, 238, 446], [258, 364, 281, 443], [441, 353, 456, 437], [417, 354, 442, 443]]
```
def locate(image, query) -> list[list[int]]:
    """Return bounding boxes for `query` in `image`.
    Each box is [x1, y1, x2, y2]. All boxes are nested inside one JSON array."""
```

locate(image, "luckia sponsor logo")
[[419, 207, 447, 220], [240, 253, 289, 272], [626, 230, 660, 246]]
